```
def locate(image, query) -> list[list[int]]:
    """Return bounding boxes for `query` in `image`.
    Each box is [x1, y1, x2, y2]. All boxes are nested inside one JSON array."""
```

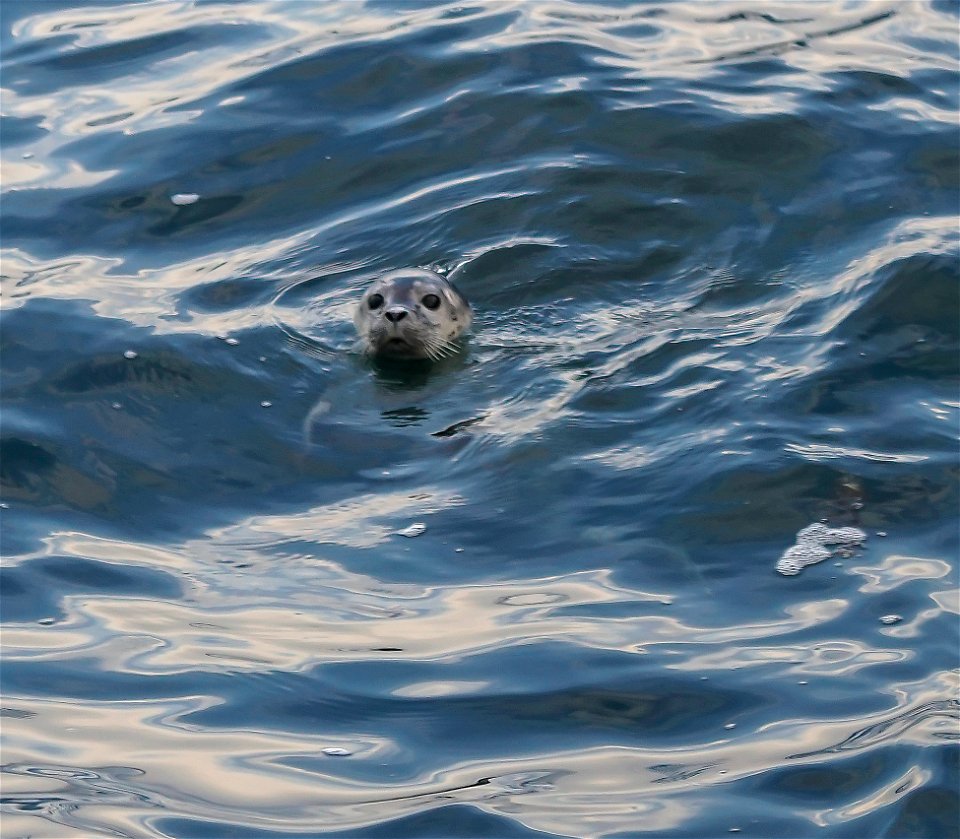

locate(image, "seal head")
[[354, 268, 472, 360]]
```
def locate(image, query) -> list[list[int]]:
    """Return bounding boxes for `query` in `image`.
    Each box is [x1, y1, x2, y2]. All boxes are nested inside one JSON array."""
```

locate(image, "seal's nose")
[[384, 307, 408, 323]]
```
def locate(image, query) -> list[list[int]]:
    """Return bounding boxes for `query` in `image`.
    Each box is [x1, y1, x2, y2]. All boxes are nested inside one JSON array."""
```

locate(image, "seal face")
[[354, 269, 472, 360]]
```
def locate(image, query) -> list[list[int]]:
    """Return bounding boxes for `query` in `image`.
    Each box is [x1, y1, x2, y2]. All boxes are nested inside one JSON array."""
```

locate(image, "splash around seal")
[[354, 268, 472, 361]]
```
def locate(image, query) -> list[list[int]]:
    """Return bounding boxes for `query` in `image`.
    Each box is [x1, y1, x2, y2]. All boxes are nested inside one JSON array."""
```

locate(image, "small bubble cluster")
[[776, 523, 867, 576]]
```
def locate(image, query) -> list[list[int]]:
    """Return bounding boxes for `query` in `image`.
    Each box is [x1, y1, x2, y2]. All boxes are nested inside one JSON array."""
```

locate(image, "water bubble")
[[796, 523, 831, 543], [775, 558, 802, 576], [259, 356, 267, 363], [170, 193, 199, 205], [786, 543, 832, 562], [398, 522, 426, 538], [123, 350, 138, 360], [823, 527, 867, 545]]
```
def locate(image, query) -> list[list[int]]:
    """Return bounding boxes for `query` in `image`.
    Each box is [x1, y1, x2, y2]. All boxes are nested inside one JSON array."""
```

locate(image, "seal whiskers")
[[422, 333, 459, 361]]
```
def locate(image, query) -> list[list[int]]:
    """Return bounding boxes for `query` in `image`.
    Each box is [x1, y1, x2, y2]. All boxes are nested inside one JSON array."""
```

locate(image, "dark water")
[[2, 1, 958, 837]]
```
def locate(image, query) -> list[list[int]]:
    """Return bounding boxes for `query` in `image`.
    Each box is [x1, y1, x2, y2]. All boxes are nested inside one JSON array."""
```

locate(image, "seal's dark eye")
[[367, 293, 384, 310], [422, 294, 441, 310]]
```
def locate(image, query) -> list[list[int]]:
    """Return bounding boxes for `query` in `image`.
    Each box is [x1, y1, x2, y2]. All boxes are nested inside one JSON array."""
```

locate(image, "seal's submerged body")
[[354, 268, 472, 361]]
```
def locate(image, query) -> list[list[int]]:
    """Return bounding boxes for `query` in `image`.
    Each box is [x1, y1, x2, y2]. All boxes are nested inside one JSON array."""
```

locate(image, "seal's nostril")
[[384, 308, 408, 323]]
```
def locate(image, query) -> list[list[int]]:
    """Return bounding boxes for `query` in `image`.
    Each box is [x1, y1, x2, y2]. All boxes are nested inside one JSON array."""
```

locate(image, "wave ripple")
[[2, 1, 958, 837]]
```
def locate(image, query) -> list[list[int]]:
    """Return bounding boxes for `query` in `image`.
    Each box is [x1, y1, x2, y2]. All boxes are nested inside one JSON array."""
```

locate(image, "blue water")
[[2, 1, 958, 837]]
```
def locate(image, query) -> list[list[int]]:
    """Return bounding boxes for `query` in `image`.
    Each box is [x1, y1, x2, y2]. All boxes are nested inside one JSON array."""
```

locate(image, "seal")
[[354, 268, 472, 360]]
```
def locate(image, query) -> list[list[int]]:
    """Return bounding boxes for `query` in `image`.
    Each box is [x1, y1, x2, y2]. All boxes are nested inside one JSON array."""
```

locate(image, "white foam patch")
[[776, 523, 867, 576], [397, 522, 426, 538]]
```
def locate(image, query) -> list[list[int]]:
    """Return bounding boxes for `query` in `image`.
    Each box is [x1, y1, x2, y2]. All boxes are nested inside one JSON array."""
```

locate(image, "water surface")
[[2, 1, 958, 837]]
